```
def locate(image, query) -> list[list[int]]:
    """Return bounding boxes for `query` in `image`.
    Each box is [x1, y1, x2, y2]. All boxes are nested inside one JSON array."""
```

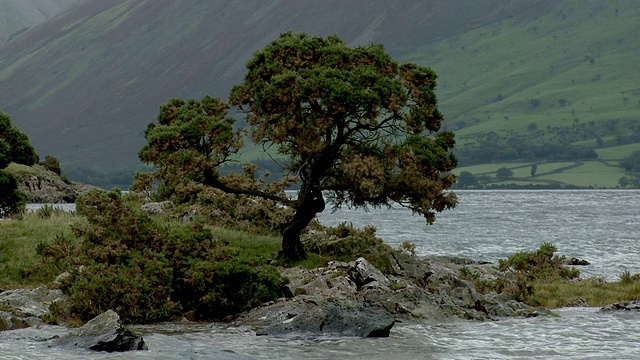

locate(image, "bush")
[[40, 156, 62, 175], [496, 242, 579, 303], [303, 222, 397, 274], [61, 189, 287, 323], [0, 170, 26, 217]]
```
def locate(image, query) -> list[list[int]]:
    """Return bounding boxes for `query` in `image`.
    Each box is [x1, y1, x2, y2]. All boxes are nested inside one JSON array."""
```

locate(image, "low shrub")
[[60, 189, 287, 324], [303, 222, 397, 274]]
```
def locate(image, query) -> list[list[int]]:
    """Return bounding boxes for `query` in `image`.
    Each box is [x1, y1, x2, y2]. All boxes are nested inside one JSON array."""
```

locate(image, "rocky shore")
[[0, 253, 554, 351], [237, 255, 550, 337]]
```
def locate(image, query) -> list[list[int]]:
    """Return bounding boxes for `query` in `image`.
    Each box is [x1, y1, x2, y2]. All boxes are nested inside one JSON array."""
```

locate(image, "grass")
[[0, 210, 82, 289], [456, 160, 627, 188], [533, 277, 640, 308], [596, 143, 640, 160]]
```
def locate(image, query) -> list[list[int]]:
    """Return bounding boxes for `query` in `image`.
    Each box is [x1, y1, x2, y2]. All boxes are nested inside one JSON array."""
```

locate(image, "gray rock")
[[256, 301, 394, 337], [600, 301, 640, 312], [141, 201, 175, 215], [0, 311, 43, 331], [53, 310, 147, 352], [16, 172, 78, 203], [0, 286, 67, 318], [348, 257, 390, 289]]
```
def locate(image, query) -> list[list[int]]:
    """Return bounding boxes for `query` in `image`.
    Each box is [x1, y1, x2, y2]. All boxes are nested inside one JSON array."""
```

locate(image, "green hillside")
[[0, 0, 638, 188], [407, 0, 640, 159], [0, 0, 78, 44]]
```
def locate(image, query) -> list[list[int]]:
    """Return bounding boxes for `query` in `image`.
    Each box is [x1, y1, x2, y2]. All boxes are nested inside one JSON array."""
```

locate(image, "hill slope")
[[0, 0, 638, 188], [0, 0, 78, 44], [0, 0, 555, 173]]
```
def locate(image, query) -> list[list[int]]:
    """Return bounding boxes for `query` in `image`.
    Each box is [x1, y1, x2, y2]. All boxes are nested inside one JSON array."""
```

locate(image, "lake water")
[[3, 190, 640, 359]]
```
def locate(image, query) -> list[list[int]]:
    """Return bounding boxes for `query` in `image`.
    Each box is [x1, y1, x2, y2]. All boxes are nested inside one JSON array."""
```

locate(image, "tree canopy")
[[138, 32, 458, 260], [0, 110, 38, 216]]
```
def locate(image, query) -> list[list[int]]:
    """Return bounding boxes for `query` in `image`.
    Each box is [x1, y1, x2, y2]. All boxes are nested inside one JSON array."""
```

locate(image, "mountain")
[[0, 0, 638, 188], [0, 0, 79, 44]]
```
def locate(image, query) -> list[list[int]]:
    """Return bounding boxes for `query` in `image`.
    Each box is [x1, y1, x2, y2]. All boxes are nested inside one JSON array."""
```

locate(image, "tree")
[[620, 151, 640, 172], [457, 171, 477, 189], [0, 110, 38, 217], [496, 167, 514, 180], [530, 164, 538, 177], [139, 32, 458, 260], [229, 32, 457, 259]]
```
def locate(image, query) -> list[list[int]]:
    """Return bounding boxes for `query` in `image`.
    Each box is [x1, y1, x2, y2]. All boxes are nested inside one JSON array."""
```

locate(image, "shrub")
[[40, 156, 61, 175], [0, 170, 26, 217], [61, 189, 287, 323], [303, 222, 397, 274]]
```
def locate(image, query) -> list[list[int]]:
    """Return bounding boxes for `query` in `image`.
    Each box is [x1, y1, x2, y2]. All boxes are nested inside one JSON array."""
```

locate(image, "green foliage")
[[303, 222, 397, 274], [496, 167, 514, 179], [619, 270, 640, 285], [61, 189, 287, 323], [228, 32, 457, 259], [0, 210, 80, 288], [0, 170, 26, 217], [0, 110, 38, 217], [0, 111, 38, 168], [495, 243, 579, 303], [456, 171, 478, 188], [620, 151, 640, 172], [40, 155, 61, 175]]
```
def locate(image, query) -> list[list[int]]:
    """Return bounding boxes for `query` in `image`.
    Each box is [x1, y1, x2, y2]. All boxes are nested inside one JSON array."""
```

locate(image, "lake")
[[4, 190, 639, 359]]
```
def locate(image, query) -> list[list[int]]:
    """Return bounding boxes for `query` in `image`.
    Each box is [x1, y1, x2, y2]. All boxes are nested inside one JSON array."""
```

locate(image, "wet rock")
[[0, 311, 43, 331], [566, 257, 590, 266], [256, 301, 394, 337], [53, 310, 147, 352], [600, 301, 640, 312]]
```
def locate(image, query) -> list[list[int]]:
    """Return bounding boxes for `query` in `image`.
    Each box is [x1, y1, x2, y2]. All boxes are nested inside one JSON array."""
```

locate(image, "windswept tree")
[[229, 32, 457, 259], [138, 32, 457, 260], [0, 110, 38, 216]]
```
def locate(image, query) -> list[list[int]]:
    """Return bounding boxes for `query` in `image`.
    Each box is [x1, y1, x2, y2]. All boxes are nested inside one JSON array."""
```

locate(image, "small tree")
[[138, 33, 458, 260], [457, 171, 477, 189], [0, 110, 38, 217], [530, 164, 538, 177], [230, 32, 457, 259], [496, 167, 514, 180], [41, 155, 62, 175]]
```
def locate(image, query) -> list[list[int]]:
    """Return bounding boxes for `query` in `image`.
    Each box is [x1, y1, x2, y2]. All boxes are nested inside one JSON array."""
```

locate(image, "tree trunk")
[[279, 188, 325, 261]]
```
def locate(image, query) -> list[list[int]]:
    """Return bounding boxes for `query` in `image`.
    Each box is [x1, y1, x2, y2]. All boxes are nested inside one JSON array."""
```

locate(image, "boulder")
[[256, 301, 394, 337], [53, 310, 147, 352], [0, 286, 67, 318], [600, 301, 640, 312], [0, 311, 43, 331], [348, 257, 390, 289]]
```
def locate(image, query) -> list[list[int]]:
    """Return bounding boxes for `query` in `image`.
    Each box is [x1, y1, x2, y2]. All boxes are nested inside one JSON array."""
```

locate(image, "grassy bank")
[[2, 208, 639, 318]]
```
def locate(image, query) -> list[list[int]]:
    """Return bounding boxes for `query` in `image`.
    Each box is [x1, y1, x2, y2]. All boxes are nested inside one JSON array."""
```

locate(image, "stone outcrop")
[[12, 165, 94, 203], [600, 301, 640, 312], [0, 285, 68, 331], [53, 310, 147, 352], [238, 256, 549, 337], [0, 286, 67, 318]]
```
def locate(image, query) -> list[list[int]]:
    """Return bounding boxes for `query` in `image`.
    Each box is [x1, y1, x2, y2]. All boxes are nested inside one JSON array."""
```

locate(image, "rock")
[[566, 257, 590, 266], [53, 310, 147, 352], [0, 311, 43, 331], [348, 257, 390, 289], [600, 301, 640, 312], [141, 201, 175, 215], [256, 301, 394, 337], [0, 286, 67, 318]]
